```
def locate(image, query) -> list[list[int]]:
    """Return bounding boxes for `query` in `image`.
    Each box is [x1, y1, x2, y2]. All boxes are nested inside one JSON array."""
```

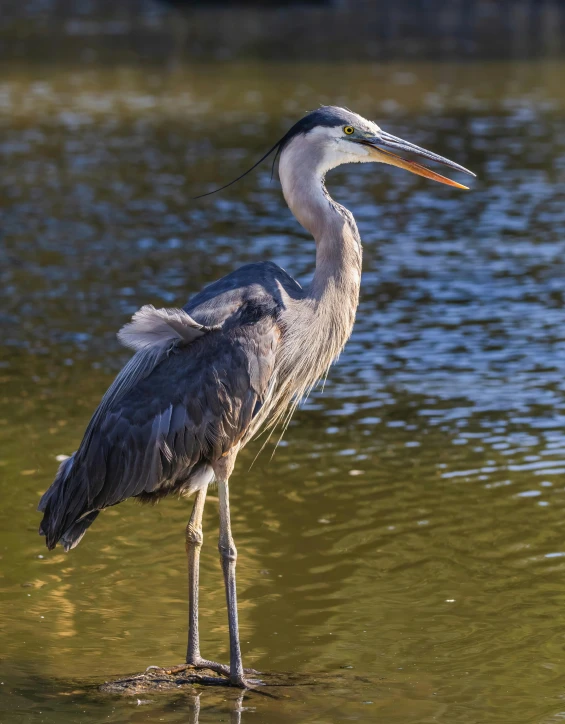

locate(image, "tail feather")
[[60, 511, 100, 552], [38, 455, 74, 515], [38, 453, 92, 550]]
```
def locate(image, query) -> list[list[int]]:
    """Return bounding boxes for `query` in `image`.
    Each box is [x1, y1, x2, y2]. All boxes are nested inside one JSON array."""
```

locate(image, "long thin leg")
[[184, 487, 233, 677], [186, 488, 207, 664], [218, 477, 247, 688], [178, 483, 258, 683]]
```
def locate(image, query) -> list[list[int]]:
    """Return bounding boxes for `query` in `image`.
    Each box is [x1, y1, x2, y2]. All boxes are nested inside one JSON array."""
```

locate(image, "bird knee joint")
[[186, 524, 203, 547], [218, 541, 237, 562]]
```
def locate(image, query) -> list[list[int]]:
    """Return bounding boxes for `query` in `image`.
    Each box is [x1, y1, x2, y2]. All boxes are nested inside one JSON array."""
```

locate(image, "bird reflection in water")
[[186, 691, 248, 724]]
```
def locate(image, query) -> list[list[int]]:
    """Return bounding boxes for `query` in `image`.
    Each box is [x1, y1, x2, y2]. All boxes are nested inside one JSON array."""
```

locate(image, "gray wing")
[[39, 295, 281, 550], [89, 314, 279, 505]]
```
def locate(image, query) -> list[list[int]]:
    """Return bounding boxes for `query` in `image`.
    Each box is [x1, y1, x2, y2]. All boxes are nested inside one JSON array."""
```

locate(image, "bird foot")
[[147, 660, 261, 688]]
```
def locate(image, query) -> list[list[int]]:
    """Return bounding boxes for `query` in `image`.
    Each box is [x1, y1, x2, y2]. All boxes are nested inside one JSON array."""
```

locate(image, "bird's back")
[[184, 261, 303, 326]]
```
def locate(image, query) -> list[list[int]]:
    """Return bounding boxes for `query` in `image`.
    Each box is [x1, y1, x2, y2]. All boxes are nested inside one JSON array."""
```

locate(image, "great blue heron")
[[38, 106, 474, 688]]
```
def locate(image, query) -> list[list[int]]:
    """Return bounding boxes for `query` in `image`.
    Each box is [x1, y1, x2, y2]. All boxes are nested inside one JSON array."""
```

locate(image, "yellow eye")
[[343, 126, 355, 135]]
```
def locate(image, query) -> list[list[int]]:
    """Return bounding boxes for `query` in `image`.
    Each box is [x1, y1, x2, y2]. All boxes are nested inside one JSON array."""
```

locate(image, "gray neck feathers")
[[278, 134, 362, 302], [262, 134, 362, 433]]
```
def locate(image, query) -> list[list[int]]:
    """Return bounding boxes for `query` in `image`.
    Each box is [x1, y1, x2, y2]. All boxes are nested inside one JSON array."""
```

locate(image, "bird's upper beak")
[[357, 131, 475, 190]]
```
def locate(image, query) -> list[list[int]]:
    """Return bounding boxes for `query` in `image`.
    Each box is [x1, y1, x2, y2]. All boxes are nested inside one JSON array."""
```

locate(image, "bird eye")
[[343, 126, 355, 135]]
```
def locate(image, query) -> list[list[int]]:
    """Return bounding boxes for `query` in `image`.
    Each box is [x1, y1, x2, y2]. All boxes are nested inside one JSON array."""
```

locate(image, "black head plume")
[[193, 106, 354, 200], [193, 138, 283, 199]]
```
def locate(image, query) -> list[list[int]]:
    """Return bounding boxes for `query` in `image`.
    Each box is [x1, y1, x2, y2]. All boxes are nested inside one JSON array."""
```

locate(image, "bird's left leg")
[[217, 474, 248, 688]]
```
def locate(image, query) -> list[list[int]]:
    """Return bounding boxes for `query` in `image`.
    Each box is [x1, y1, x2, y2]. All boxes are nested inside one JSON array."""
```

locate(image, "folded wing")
[[38, 304, 280, 550]]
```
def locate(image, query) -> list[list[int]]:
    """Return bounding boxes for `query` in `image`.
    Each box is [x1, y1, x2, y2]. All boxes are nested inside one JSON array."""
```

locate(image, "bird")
[[38, 106, 474, 688]]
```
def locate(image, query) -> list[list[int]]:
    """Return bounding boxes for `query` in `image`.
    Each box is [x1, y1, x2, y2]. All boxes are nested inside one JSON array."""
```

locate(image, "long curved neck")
[[258, 137, 363, 433], [278, 139, 362, 305]]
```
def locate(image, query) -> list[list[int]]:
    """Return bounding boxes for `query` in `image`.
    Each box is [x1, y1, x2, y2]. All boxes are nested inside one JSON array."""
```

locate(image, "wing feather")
[[38, 261, 295, 550], [39, 310, 280, 549]]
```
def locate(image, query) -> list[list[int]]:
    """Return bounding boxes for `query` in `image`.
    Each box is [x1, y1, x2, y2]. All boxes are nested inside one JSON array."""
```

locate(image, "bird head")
[[194, 105, 474, 198], [276, 106, 475, 190]]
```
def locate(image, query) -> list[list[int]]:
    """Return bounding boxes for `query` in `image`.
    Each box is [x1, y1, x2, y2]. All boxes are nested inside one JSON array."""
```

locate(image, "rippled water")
[[2, 61, 565, 723]]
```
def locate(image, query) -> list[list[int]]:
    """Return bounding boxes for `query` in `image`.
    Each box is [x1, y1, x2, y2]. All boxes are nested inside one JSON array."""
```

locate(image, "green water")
[[2, 61, 565, 723]]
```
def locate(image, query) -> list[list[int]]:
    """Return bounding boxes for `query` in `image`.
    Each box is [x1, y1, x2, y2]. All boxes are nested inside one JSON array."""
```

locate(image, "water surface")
[[2, 61, 565, 723]]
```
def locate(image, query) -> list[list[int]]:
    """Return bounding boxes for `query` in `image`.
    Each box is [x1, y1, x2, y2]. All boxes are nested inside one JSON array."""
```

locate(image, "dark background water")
[[2, 0, 565, 62], [2, 4, 565, 723]]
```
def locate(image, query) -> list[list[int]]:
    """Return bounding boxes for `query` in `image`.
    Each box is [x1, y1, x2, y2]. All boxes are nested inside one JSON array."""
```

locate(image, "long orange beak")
[[358, 131, 475, 190]]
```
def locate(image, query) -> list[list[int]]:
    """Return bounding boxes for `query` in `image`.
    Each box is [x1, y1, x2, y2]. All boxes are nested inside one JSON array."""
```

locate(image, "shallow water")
[[2, 61, 565, 723]]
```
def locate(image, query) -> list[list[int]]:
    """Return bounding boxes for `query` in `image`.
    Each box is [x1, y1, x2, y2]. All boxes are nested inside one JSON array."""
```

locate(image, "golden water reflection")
[[2, 61, 565, 723]]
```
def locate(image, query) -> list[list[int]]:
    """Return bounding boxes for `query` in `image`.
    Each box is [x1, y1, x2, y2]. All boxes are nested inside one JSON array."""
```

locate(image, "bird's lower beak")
[[359, 131, 475, 190]]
